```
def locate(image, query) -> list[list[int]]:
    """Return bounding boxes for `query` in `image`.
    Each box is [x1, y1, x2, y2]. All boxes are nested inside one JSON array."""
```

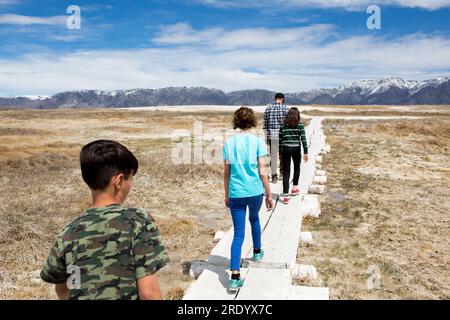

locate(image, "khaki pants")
[[267, 137, 283, 176]]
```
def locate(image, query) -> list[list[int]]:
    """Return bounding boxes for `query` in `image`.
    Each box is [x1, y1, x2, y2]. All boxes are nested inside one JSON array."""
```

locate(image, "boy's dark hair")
[[275, 93, 285, 101], [233, 107, 257, 130], [80, 140, 138, 190], [284, 107, 301, 128]]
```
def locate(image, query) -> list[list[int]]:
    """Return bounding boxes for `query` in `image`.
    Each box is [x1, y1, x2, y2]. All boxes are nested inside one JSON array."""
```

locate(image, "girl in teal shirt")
[[223, 107, 273, 291]]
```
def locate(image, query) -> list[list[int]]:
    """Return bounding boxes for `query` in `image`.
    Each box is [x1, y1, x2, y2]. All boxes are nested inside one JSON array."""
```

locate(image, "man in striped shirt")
[[263, 93, 289, 183]]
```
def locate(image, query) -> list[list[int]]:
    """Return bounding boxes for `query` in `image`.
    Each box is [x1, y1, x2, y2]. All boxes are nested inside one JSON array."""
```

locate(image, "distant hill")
[[1, 76, 449, 109]]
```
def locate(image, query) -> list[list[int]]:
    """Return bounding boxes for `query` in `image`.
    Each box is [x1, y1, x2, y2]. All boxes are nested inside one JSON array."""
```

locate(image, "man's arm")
[[263, 109, 269, 143], [263, 108, 269, 130], [137, 273, 163, 300]]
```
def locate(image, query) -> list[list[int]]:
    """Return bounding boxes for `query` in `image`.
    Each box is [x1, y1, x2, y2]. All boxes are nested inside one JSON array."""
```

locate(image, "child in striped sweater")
[[278, 107, 309, 204]]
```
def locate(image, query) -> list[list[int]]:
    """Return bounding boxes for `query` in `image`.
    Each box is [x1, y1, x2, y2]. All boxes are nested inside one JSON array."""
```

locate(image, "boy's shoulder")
[[59, 205, 154, 241]]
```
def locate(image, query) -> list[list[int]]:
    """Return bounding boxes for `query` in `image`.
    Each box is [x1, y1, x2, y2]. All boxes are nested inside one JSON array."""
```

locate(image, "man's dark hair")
[[275, 93, 285, 101], [80, 140, 139, 190], [233, 107, 257, 130]]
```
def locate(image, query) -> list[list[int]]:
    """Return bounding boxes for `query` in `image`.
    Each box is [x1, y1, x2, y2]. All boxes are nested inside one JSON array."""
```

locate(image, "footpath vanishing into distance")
[[183, 118, 331, 300]]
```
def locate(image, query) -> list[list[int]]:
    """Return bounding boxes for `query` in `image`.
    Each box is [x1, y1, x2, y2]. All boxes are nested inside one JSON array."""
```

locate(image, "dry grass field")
[[298, 116, 450, 299], [0, 108, 247, 299], [0, 106, 448, 300]]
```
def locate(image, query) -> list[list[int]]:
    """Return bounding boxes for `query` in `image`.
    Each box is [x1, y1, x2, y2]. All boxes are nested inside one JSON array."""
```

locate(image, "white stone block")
[[291, 264, 318, 280], [189, 261, 209, 279], [213, 230, 226, 242], [315, 163, 322, 170], [313, 176, 327, 185], [288, 286, 329, 300], [183, 266, 239, 300], [324, 144, 331, 152], [236, 269, 292, 300], [300, 194, 321, 218], [315, 155, 323, 164], [299, 231, 314, 245], [316, 170, 326, 176], [308, 184, 325, 195]]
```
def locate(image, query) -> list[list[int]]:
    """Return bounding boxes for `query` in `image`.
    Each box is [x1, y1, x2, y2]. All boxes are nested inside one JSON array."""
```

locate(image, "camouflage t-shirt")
[[40, 204, 169, 300]]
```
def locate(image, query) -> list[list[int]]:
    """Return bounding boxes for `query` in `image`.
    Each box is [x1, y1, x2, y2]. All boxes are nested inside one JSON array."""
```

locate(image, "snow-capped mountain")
[[19, 95, 51, 101], [0, 76, 449, 108], [291, 76, 450, 105]]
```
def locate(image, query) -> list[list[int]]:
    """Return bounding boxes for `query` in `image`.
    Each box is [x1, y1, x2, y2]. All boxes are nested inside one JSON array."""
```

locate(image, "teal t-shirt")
[[223, 133, 269, 198]]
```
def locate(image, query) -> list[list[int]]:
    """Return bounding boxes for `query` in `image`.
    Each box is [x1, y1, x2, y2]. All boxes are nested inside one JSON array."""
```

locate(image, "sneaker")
[[253, 249, 264, 262], [229, 278, 244, 291], [271, 174, 278, 183], [282, 196, 290, 204], [291, 186, 300, 196]]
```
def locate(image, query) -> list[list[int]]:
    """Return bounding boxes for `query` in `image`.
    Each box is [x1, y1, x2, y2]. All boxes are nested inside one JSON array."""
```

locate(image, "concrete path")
[[183, 118, 329, 300]]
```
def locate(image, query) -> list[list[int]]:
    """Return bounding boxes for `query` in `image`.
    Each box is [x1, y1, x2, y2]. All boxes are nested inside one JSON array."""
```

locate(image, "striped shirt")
[[279, 123, 308, 154]]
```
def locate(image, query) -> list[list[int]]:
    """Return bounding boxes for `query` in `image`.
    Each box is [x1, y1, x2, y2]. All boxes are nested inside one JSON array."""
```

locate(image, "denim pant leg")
[[229, 198, 247, 271], [247, 195, 263, 250]]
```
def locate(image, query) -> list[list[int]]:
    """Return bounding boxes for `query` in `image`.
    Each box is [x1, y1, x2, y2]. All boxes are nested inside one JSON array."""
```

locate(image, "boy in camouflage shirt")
[[40, 140, 169, 300]]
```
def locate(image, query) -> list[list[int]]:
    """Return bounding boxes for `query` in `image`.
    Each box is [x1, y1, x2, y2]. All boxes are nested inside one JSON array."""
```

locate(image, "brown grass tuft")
[[159, 216, 198, 236], [165, 287, 185, 300]]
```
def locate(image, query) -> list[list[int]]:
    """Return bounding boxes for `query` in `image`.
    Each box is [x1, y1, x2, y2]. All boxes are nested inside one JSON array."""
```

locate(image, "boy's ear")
[[111, 173, 125, 191]]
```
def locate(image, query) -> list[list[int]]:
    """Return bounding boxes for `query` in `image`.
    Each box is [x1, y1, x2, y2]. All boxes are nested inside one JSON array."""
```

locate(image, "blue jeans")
[[229, 194, 263, 271]]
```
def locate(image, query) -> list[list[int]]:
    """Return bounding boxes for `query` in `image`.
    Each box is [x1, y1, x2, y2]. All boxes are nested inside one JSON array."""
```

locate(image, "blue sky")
[[0, 0, 449, 96]]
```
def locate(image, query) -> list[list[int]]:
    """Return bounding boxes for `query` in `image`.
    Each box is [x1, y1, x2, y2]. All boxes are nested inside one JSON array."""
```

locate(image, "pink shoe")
[[282, 196, 290, 204], [291, 186, 300, 196]]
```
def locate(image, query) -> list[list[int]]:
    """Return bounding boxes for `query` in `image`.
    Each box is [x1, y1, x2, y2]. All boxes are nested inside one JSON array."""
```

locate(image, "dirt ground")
[[298, 116, 450, 299]]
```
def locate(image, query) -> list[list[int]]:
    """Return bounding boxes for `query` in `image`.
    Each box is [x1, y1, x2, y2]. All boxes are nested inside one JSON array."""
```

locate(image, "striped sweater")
[[279, 123, 308, 154]]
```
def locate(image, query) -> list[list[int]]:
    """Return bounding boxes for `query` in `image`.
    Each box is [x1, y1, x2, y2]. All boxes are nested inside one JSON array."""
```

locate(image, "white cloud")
[[195, 0, 450, 10], [47, 34, 84, 42], [0, 24, 449, 96], [0, 14, 66, 25], [81, 4, 113, 12], [0, 0, 20, 6], [153, 23, 334, 49]]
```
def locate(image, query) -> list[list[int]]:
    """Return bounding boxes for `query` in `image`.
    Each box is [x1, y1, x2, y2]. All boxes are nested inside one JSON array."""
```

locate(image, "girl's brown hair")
[[233, 107, 257, 130], [284, 107, 301, 127]]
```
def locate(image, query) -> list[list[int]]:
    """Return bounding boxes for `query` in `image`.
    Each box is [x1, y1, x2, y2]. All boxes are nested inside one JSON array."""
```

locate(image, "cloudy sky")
[[0, 0, 449, 96]]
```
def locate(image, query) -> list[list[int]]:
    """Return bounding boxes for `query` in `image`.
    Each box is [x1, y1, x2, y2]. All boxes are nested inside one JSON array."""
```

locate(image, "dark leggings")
[[282, 146, 301, 194]]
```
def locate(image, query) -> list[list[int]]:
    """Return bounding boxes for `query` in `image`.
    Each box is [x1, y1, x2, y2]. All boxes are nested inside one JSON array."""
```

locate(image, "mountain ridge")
[[1, 76, 449, 108]]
